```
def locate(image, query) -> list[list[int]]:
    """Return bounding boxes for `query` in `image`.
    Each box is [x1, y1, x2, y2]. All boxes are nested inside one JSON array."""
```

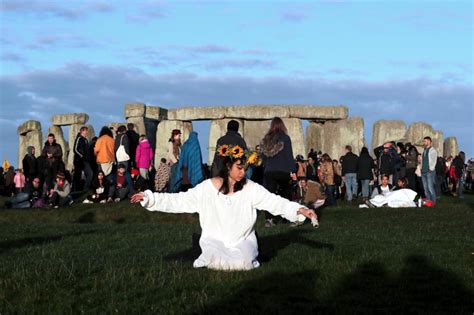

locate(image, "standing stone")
[[242, 120, 270, 150], [306, 117, 365, 160], [51, 113, 89, 126], [126, 117, 146, 137], [124, 103, 146, 118], [47, 126, 68, 166], [208, 119, 245, 165], [405, 122, 443, 156], [282, 118, 306, 158], [444, 137, 459, 158], [155, 120, 193, 166], [85, 124, 96, 142], [372, 120, 407, 150], [145, 105, 168, 121], [17, 120, 42, 169]]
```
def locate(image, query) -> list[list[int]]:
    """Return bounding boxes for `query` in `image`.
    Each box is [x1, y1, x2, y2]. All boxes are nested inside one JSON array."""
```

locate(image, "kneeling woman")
[[131, 145, 317, 271]]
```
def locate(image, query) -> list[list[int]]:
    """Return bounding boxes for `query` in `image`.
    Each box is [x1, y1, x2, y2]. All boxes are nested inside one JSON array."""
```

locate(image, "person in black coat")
[[22, 146, 38, 182], [357, 147, 375, 200], [72, 126, 93, 192], [210, 120, 248, 177], [340, 145, 359, 202], [126, 123, 140, 170]]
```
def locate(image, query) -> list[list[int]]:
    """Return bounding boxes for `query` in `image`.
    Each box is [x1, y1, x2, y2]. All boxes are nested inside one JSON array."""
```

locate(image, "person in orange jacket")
[[94, 126, 115, 177]]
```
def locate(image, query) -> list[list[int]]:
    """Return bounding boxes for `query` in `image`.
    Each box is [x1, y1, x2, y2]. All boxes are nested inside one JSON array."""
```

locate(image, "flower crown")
[[216, 144, 262, 168]]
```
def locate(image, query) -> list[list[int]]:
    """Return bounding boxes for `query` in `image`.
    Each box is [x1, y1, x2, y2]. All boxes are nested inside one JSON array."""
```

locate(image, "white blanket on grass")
[[370, 189, 417, 208]]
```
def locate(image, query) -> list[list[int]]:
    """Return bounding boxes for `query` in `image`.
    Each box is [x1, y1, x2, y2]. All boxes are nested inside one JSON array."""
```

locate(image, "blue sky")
[[1, 0, 473, 164]]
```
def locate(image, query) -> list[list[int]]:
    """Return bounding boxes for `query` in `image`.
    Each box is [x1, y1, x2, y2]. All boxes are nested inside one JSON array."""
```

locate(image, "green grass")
[[0, 193, 473, 314]]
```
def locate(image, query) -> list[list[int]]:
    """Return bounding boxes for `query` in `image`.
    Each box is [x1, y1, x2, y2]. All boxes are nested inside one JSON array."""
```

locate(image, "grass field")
[[0, 193, 473, 314]]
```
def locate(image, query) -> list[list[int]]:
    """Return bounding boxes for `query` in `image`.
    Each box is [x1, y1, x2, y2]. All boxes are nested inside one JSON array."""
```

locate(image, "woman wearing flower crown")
[[130, 144, 317, 271]]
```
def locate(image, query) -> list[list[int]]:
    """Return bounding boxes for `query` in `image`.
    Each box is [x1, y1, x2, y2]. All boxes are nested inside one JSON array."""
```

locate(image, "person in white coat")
[[130, 144, 318, 271]]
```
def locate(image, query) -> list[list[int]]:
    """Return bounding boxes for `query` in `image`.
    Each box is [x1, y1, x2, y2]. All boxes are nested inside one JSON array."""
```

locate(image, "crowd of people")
[[1, 119, 473, 213]]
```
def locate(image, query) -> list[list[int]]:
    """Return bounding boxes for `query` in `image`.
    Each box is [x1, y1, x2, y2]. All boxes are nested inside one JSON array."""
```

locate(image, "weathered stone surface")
[[282, 118, 306, 158], [145, 106, 168, 121], [155, 120, 193, 165], [17, 120, 41, 135], [372, 120, 407, 150], [405, 122, 443, 156], [47, 126, 68, 166], [126, 117, 146, 138], [226, 105, 290, 120], [125, 103, 146, 118], [242, 120, 270, 150], [306, 117, 365, 160], [84, 124, 95, 142], [208, 119, 245, 165], [444, 137, 459, 158], [288, 105, 348, 120], [167, 107, 226, 120], [51, 113, 89, 126], [18, 130, 42, 169]]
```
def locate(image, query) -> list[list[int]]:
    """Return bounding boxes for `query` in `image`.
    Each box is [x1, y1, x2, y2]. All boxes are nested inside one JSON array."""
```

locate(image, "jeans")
[[324, 184, 336, 206], [435, 174, 444, 198], [421, 171, 437, 204], [344, 173, 358, 201], [457, 178, 464, 198], [360, 179, 370, 198], [73, 160, 93, 191]]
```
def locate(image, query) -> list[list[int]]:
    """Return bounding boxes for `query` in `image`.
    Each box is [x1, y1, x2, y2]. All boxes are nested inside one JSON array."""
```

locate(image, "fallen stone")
[[17, 120, 41, 135], [125, 103, 146, 118], [51, 113, 89, 126]]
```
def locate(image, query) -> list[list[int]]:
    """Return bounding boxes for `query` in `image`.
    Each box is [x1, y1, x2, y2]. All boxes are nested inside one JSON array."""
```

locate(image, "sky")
[[1, 0, 473, 165]]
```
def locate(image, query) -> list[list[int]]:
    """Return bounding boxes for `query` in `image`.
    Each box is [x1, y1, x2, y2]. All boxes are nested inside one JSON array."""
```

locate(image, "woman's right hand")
[[130, 192, 145, 203]]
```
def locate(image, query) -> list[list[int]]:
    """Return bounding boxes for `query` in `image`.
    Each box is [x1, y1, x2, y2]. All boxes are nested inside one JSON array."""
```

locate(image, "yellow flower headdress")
[[216, 144, 262, 168]]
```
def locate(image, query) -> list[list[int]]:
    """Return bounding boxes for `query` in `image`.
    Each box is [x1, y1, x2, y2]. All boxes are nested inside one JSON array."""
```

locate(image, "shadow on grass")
[[0, 229, 98, 254], [164, 229, 334, 264], [200, 255, 474, 314]]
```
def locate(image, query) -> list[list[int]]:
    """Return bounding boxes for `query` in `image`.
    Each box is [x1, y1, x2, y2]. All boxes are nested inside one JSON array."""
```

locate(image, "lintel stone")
[[225, 105, 290, 119], [125, 103, 146, 118], [145, 106, 168, 121], [51, 113, 89, 126], [288, 105, 348, 120], [167, 106, 226, 120]]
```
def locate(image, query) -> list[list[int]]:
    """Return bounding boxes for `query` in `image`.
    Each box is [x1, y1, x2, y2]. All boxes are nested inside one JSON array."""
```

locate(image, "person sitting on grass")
[[6, 176, 46, 209], [393, 177, 409, 191], [130, 144, 318, 271], [107, 163, 134, 203], [48, 172, 73, 209], [83, 171, 110, 204], [370, 174, 393, 198]]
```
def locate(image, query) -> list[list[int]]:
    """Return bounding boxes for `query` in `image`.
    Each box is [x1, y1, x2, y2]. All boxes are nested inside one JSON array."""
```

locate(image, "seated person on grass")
[[130, 144, 318, 271], [83, 171, 110, 204], [370, 174, 393, 198], [107, 163, 134, 203], [48, 172, 73, 208], [6, 176, 46, 209]]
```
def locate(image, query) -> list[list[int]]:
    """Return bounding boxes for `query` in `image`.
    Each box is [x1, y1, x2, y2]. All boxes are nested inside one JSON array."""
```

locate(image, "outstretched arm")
[[130, 185, 201, 214]]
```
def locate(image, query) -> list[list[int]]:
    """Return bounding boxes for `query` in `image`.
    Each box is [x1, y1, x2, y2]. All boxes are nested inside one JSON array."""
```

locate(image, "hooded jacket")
[[22, 146, 38, 179], [135, 139, 154, 169]]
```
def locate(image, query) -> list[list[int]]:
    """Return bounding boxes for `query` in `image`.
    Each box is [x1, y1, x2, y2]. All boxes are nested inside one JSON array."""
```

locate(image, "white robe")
[[140, 179, 305, 271], [370, 188, 417, 208]]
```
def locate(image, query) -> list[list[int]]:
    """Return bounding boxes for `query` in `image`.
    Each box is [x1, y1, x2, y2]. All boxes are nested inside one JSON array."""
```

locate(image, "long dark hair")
[[263, 117, 287, 141], [217, 156, 247, 195], [99, 126, 113, 138]]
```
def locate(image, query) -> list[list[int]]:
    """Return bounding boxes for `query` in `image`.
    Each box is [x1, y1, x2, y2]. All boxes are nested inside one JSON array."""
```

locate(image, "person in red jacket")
[[135, 135, 154, 180]]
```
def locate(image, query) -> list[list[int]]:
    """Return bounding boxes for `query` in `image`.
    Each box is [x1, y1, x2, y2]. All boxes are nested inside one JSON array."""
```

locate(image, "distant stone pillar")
[[47, 125, 68, 166], [17, 120, 42, 169], [242, 120, 270, 151], [125, 103, 146, 136], [405, 122, 443, 156], [306, 117, 365, 160], [282, 118, 306, 158], [155, 120, 192, 166], [372, 120, 407, 151], [208, 119, 244, 165], [443, 137, 459, 158]]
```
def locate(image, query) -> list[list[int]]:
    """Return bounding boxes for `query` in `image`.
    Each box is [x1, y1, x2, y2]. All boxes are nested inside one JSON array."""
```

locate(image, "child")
[[14, 169, 26, 194]]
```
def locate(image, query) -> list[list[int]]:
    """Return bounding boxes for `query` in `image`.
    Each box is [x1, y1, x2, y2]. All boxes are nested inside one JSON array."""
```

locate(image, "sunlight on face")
[[228, 160, 246, 182]]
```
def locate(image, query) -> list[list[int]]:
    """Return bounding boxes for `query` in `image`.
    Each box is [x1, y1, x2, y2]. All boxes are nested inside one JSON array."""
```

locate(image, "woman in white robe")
[[130, 146, 317, 271]]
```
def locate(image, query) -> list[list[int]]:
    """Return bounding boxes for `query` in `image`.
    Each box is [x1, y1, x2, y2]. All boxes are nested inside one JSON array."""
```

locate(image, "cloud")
[[25, 34, 100, 50], [203, 59, 276, 70], [1, 52, 26, 63], [0, 0, 114, 19], [1, 63, 473, 164], [279, 4, 314, 22], [126, 1, 168, 21]]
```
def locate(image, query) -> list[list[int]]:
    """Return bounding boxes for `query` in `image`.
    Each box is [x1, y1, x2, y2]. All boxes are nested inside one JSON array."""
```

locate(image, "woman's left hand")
[[298, 207, 317, 220], [130, 192, 145, 203]]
